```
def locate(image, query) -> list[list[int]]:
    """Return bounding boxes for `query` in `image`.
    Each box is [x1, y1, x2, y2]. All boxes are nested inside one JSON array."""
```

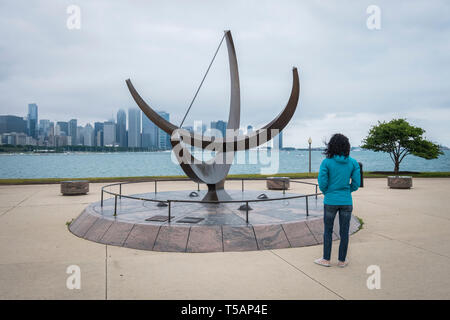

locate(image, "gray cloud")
[[0, 0, 449, 147]]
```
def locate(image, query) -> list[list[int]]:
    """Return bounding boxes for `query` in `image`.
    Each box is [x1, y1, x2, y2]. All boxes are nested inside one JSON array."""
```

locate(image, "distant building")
[[211, 120, 227, 138], [27, 103, 38, 138], [247, 125, 254, 135], [39, 119, 51, 137], [55, 135, 71, 147], [103, 121, 116, 146], [0, 132, 35, 146], [94, 122, 104, 146], [48, 122, 55, 137], [0, 115, 27, 134], [56, 121, 68, 136], [116, 109, 127, 147], [157, 111, 170, 150], [68, 119, 77, 145], [82, 124, 94, 146], [128, 108, 141, 148], [77, 125, 84, 145], [142, 116, 158, 149]]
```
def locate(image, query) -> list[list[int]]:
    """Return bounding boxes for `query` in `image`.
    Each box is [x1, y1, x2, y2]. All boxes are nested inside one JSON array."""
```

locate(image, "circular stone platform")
[[69, 189, 360, 253]]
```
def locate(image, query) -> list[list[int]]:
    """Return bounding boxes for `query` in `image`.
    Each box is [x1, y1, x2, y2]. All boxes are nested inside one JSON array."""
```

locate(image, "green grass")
[[0, 171, 449, 185], [356, 216, 365, 231], [65, 219, 74, 228]]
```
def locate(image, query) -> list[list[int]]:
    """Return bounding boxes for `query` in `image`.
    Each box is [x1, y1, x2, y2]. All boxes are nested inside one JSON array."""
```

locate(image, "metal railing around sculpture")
[[100, 178, 322, 224]]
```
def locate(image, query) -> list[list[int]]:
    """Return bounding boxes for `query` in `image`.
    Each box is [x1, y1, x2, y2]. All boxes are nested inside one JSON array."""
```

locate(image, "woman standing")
[[314, 133, 360, 268]]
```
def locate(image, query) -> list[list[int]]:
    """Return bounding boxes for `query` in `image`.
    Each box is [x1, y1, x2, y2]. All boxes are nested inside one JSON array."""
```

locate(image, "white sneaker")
[[337, 260, 348, 268], [314, 258, 331, 267]]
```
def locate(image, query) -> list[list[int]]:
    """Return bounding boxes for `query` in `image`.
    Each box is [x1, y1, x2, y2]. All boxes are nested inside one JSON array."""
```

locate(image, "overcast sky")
[[0, 0, 449, 147]]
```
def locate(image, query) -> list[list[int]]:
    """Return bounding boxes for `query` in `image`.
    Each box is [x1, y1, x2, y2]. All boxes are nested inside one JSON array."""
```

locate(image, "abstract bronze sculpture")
[[126, 30, 300, 201], [70, 31, 361, 254]]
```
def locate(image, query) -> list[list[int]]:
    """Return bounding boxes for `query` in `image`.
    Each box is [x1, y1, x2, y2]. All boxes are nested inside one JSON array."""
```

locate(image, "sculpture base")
[[202, 181, 232, 201], [69, 190, 360, 253]]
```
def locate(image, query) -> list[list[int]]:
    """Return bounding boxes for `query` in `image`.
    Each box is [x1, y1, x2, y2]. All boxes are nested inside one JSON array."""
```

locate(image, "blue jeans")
[[323, 204, 353, 262]]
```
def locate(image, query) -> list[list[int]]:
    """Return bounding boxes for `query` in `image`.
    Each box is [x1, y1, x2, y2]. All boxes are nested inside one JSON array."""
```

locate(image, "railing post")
[[197, 182, 200, 192], [119, 184, 122, 199], [283, 180, 286, 195], [315, 185, 318, 199], [306, 196, 309, 216], [168, 201, 171, 223], [155, 180, 157, 194], [114, 195, 117, 216], [246, 201, 249, 224], [242, 179, 244, 193], [101, 189, 103, 207]]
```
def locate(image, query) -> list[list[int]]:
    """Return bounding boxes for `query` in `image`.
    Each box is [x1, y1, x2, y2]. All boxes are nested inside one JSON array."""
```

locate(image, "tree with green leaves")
[[361, 119, 442, 174]]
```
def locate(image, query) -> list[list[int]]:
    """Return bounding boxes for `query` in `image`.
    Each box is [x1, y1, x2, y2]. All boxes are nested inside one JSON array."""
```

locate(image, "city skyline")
[[1, 103, 286, 149]]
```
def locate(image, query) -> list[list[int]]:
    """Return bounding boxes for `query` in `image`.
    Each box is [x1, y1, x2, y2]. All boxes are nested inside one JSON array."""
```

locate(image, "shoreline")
[[1, 171, 450, 185]]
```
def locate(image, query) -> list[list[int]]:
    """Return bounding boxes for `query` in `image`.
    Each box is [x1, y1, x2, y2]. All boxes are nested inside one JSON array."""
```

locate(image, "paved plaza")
[[0, 178, 449, 299]]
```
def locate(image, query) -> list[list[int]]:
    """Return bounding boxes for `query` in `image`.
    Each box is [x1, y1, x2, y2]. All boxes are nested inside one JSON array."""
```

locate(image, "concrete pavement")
[[0, 178, 449, 299]]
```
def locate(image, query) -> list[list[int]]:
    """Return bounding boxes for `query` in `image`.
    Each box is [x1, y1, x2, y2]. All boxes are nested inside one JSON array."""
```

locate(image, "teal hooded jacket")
[[318, 155, 361, 205]]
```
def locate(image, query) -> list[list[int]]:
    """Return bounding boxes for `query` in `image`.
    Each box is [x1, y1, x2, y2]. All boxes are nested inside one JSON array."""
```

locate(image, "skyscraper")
[[82, 123, 94, 146], [68, 119, 77, 145], [0, 115, 27, 134], [103, 121, 116, 146], [56, 121, 68, 136], [48, 122, 55, 137], [211, 120, 227, 138], [128, 108, 141, 148], [142, 115, 158, 149], [157, 111, 170, 150], [94, 122, 104, 146], [39, 119, 51, 137], [116, 109, 127, 147], [27, 103, 38, 138]]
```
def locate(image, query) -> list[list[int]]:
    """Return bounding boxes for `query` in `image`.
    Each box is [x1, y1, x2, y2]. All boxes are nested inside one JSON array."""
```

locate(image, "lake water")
[[0, 149, 449, 179]]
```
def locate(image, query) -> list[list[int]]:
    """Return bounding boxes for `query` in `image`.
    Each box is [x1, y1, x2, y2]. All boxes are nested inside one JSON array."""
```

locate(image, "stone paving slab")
[[186, 226, 223, 253], [69, 212, 98, 238], [222, 226, 258, 252], [282, 221, 318, 247], [84, 218, 113, 242], [153, 225, 190, 252], [123, 224, 160, 250], [305, 218, 324, 244], [99, 221, 134, 246], [253, 224, 291, 250]]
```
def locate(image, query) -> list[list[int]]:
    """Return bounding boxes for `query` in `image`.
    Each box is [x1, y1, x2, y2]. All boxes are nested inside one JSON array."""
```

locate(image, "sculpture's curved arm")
[[127, 67, 299, 152], [187, 66, 300, 151], [126, 79, 177, 135], [126, 29, 299, 153]]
